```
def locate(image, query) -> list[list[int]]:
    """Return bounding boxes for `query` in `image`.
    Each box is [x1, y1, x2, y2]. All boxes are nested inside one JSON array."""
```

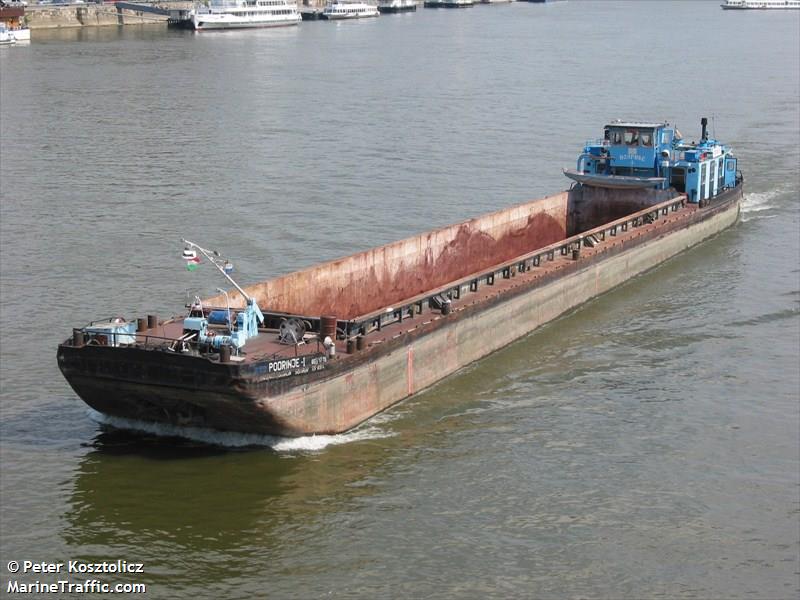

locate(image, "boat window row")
[[211, 0, 291, 6], [234, 8, 295, 13], [609, 129, 654, 147]]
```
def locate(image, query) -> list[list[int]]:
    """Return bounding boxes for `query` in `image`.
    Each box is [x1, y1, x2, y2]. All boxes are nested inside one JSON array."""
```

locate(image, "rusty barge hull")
[[57, 185, 742, 437]]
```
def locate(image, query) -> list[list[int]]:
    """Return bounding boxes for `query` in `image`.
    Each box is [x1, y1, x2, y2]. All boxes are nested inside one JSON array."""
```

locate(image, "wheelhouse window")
[[624, 130, 638, 145], [640, 132, 653, 147], [612, 130, 623, 145]]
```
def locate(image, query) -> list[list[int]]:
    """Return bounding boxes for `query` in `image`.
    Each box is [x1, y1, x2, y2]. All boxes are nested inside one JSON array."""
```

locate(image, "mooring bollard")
[[147, 314, 158, 329], [572, 248, 581, 260], [356, 335, 366, 351], [346, 338, 355, 354], [72, 329, 84, 347], [219, 344, 231, 363], [137, 318, 147, 332], [320, 315, 337, 340]]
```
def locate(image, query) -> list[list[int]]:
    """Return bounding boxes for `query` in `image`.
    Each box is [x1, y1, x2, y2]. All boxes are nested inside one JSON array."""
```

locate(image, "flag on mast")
[[182, 246, 201, 271]]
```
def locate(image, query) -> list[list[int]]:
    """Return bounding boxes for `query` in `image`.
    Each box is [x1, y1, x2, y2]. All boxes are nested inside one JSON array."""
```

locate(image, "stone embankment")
[[25, 1, 193, 29]]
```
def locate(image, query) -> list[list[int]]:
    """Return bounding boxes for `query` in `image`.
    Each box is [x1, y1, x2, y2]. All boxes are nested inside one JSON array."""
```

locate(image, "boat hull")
[[192, 16, 301, 30], [721, 3, 799, 8], [58, 185, 741, 436], [9, 28, 30, 41], [322, 12, 379, 18], [377, 4, 417, 12]]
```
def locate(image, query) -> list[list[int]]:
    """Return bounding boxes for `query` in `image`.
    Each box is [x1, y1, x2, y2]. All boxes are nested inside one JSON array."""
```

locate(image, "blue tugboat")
[[564, 118, 741, 206]]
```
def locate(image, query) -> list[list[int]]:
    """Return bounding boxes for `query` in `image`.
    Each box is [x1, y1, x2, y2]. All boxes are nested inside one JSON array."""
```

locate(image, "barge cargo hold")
[[57, 119, 743, 437]]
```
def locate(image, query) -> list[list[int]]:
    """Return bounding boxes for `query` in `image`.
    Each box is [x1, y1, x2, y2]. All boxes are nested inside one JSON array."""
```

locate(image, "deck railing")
[[70, 320, 323, 361]]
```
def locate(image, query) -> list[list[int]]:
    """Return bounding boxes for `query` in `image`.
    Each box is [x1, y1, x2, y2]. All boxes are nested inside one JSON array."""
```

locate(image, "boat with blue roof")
[[564, 118, 740, 206]]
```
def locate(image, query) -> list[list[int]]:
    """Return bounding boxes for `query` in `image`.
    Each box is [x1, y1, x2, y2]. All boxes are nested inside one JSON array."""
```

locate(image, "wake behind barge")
[[58, 119, 743, 437]]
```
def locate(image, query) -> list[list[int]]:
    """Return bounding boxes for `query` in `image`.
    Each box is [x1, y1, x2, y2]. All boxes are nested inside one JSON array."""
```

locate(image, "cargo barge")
[[57, 119, 743, 437]]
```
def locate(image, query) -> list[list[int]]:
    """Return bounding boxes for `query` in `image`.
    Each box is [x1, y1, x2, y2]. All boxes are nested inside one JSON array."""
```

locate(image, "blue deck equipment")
[[179, 239, 265, 353]]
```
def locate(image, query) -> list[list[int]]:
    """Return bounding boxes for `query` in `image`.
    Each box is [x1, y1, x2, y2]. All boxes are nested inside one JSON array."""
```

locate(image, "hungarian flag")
[[186, 256, 201, 271]]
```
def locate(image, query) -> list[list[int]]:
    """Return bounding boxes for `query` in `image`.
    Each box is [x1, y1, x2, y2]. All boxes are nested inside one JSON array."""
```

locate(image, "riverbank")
[[24, 2, 192, 29]]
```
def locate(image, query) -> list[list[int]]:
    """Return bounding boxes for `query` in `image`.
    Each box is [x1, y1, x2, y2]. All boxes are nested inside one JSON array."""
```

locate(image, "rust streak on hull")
[[206, 192, 570, 318]]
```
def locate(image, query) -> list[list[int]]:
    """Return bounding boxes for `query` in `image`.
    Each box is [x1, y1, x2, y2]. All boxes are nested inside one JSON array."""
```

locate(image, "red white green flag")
[[186, 256, 201, 271]]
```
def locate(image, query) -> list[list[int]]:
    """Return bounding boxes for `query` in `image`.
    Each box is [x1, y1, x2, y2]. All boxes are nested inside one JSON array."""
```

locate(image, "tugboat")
[[58, 118, 742, 438], [564, 118, 739, 206]]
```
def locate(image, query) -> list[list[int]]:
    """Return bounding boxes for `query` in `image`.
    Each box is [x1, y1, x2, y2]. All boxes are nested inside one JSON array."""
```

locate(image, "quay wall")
[[268, 198, 740, 434], [25, 2, 192, 29]]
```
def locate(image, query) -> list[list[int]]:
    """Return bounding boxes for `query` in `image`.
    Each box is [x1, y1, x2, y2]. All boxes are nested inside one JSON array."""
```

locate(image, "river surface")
[[1, 1, 798, 598]]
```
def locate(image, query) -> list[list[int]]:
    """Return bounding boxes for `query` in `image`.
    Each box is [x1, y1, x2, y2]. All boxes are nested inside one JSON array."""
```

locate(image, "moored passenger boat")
[[58, 118, 742, 438], [0, 4, 28, 43], [322, 0, 379, 19], [0, 21, 28, 44], [377, 0, 416, 13], [721, 0, 800, 8], [190, 0, 301, 31], [424, 0, 474, 7]]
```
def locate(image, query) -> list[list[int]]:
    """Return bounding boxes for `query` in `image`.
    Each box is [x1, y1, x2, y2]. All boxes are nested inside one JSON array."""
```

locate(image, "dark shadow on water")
[[82, 427, 242, 459]]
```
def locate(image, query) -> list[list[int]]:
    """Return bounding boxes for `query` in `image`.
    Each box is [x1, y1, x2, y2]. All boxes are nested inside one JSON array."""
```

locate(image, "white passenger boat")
[[322, 0, 379, 18], [424, 0, 474, 7], [0, 23, 28, 44], [377, 0, 416, 13], [721, 0, 800, 8], [191, 0, 301, 31]]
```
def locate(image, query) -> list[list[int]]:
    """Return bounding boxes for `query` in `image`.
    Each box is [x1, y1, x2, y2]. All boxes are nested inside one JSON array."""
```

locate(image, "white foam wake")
[[740, 188, 786, 223], [87, 409, 393, 451], [742, 189, 781, 214]]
